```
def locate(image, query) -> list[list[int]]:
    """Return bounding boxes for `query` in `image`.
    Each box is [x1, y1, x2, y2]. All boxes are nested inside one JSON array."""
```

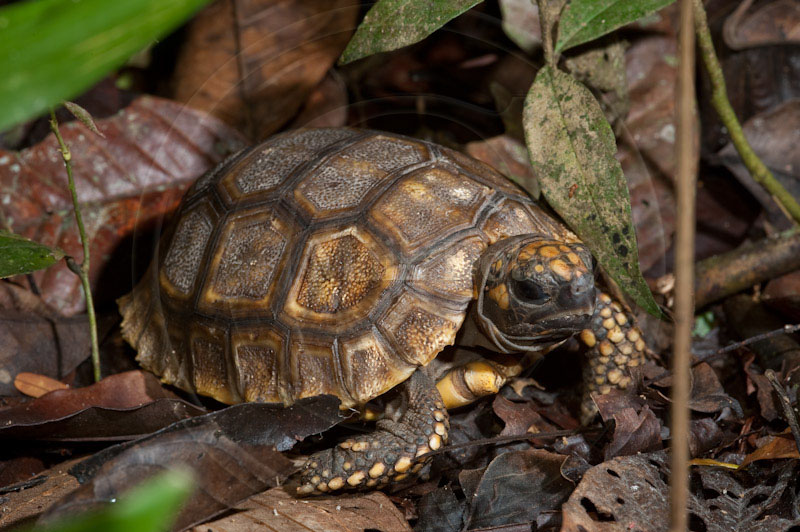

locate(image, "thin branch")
[[49, 110, 101, 382], [693, 0, 800, 225], [670, 1, 696, 530]]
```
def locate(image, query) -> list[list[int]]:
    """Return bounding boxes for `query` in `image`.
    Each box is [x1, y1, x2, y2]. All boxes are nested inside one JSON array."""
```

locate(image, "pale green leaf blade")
[[0, 0, 212, 131], [340, 0, 483, 64], [22, 469, 194, 532], [556, 0, 675, 53], [0, 231, 64, 278], [523, 66, 660, 316]]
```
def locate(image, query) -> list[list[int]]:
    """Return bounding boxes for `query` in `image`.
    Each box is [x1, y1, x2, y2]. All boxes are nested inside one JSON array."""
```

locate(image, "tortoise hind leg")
[[296, 369, 449, 495]]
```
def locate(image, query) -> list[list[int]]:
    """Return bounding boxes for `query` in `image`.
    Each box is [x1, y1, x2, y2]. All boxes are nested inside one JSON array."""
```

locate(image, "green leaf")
[[0, 231, 64, 278], [339, 0, 483, 64], [0, 0, 211, 132], [523, 66, 660, 316], [22, 469, 194, 532], [555, 0, 675, 53]]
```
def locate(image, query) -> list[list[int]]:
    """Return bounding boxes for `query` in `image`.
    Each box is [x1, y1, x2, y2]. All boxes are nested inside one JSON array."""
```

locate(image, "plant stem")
[[693, 0, 800, 225], [670, 0, 696, 530], [49, 110, 101, 382]]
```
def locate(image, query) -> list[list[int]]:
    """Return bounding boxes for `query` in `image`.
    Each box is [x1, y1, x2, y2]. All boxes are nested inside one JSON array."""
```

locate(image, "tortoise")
[[119, 128, 646, 495]]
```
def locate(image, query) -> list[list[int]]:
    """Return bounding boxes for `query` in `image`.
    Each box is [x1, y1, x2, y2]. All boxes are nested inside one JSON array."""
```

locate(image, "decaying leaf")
[[524, 66, 660, 316], [466, 134, 539, 197], [723, 0, 800, 50], [47, 396, 343, 531], [13, 372, 69, 398], [0, 96, 246, 316], [191, 488, 412, 532], [464, 449, 574, 530], [604, 405, 662, 460], [562, 452, 800, 531], [719, 99, 800, 223], [498, 0, 541, 54], [1, 371, 206, 441], [340, 0, 482, 64], [740, 431, 800, 468], [172, 0, 358, 140], [0, 283, 94, 395]]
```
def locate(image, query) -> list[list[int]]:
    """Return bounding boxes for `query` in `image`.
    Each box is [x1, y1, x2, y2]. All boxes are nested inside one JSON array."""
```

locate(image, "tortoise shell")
[[119, 128, 575, 408]]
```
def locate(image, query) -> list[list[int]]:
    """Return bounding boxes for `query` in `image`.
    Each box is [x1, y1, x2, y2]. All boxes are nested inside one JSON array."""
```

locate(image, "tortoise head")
[[475, 236, 595, 352]]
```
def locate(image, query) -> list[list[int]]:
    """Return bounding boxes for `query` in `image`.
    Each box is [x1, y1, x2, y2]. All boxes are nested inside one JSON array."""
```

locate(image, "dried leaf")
[[0, 371, 206, 441], [289, 70, 349, 129], [0, 293, 93, 395], [723, 0, 800, 50], [562, 452, 800, 531], [0, 231, 64, 279], [191, 488, 411, 532], [740, 431, 800, 468], [523, 66, 659, 316], [64, 101, 105, 138], [172, 0, 358, 140], [340, 0, 482, 64], [604, 405, 662, 459], [464, 449, 573, 529], [719, 99, 800, 221], [416, 485, 465, 532], [556, 0, 676, 53], [499, 0, 541, 54], [49, 397, 343, 531], [13, 372, 68, 398], [0, 96, 246, 316], [466, 135, 539, 197]]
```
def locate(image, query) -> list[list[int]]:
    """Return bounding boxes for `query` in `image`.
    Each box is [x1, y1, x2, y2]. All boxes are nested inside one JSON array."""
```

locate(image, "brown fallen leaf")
[[13, 372, 69, 398], [724, 0, 800, 50], [466, 135, 539, 198], [740, 430, 800, 468], [562, 452, 800, 531], [191, 488, 411, 532], [0, 96, 246, 316], [289, 69, 350, 129], [1, 370, 206, 441], [604, 405, 662, 460], [171, 0, 358, 140], [463, 449, 574, 530], [46, 397, 343, 531], [763, 269, 800, 321], [618, 35, 681, 274], [0, 283, 97, 396], [719, 99, 800, 227], [0, 458, 83, 530]]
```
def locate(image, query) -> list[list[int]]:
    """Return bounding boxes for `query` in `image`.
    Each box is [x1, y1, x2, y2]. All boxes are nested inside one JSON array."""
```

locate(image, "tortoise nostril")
[[571, 275, 593, 295]]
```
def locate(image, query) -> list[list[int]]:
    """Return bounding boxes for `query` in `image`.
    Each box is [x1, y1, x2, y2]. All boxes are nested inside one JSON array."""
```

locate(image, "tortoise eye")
[[512, 279, 549, 305]]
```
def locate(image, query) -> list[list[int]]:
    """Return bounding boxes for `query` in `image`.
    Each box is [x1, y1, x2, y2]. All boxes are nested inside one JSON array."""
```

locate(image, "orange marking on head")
[[559, 245, 571, 252], [538, 246, 559, 258], [550, 259, 572, 280], [487, 283, 510, 310], [534, 264, 544, 273], [567, 252, 581, 265]]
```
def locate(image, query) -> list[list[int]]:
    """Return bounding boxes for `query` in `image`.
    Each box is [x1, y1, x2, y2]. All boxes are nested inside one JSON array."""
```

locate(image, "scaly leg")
[[296, 369, 448, 495]]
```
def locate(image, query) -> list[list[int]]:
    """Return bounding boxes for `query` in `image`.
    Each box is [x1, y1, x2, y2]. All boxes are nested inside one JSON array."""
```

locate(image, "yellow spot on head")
[[487, 283, 510, 310], [539, 245, 559, 258], [534, 264, 544, 273], [567, 252, 581, 265], [550, 259, 572, 280], [559, 245, 571, 252]]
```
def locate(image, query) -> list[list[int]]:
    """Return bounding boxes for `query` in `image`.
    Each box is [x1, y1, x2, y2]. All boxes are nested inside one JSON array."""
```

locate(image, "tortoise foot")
[[296, 370, 448, 494], [579, 291, 648, 423]]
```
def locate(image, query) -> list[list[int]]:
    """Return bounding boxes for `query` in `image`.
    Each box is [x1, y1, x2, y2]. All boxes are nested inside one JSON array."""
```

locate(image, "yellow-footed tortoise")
[[119, 128, 646, 495]]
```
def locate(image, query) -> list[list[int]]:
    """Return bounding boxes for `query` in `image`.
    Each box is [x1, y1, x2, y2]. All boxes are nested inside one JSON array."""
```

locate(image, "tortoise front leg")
[[296, 369, 448, 495], [435, 292, 648, 422]]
